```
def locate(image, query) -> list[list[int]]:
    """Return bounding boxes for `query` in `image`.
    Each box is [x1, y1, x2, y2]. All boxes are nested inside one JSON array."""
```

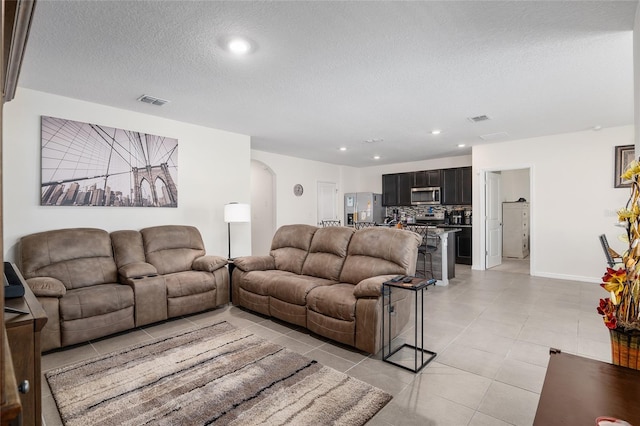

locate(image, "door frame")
[[250, 160, 277, 256], [316, 181, 337, 224], [478, 165, 535, 274]]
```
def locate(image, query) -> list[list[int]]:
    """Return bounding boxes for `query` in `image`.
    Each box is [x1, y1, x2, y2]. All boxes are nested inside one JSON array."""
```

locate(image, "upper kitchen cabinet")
[[397, 172, 412, 206], [460, 167, 472, 204], [413, 170, 441, 187], [382, 172, 413, 206], [382, 174, 398, 206], [442, 167, 472, 205]]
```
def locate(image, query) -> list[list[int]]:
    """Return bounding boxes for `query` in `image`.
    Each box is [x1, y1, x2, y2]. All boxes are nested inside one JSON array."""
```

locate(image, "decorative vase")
[[609, 328, 640, 369]]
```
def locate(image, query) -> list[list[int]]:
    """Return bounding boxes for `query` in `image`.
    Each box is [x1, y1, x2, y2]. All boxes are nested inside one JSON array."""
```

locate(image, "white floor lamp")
[[224, 202, 251, 259]]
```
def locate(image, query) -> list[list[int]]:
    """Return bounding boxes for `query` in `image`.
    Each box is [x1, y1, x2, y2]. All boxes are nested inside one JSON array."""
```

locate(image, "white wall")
[[501, 169, 530, 203], [473, 125, 632, 282], [3, 88, 252, 261], [250, 150, 358, 227]]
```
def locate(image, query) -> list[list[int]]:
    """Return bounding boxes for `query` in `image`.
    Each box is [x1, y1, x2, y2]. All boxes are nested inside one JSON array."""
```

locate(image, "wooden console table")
[[4, 269, 48, 426], [534, 351, 640, 425]]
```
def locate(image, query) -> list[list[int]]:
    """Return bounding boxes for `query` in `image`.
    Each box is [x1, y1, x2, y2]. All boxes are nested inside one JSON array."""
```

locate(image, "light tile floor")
[[40, 265, 610, 426]]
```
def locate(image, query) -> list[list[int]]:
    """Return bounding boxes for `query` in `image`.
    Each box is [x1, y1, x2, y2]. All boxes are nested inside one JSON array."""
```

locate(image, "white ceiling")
[[19, 1, 637, 167]]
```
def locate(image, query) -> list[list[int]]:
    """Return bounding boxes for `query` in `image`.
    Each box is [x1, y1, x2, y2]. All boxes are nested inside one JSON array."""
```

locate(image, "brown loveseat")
[[232, 224, 422, 354], [19, 225, 229, 352]]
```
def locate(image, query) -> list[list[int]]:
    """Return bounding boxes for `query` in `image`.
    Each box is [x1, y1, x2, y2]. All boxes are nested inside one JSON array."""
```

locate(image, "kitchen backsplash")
[[386, 205, 471, 219]]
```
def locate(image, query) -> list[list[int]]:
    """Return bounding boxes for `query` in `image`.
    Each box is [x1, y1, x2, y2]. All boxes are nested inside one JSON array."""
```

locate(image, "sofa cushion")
[[20, 228, 118, 289], [239, 270, 298, 296], [60, 284, 134, 320], [340, 227, 422, 284], [270, 224, 317, 274], [307, 284, 357, 322], [268, 274, 335, 305], [111, 230, 146, 267], [301, 227, 354, 280], [164, 271, 216, 298], [141, 225, 206, 275]]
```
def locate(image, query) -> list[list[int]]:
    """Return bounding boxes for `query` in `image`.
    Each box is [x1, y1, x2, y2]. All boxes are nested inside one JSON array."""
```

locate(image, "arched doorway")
[[250, 160, 276, 255]]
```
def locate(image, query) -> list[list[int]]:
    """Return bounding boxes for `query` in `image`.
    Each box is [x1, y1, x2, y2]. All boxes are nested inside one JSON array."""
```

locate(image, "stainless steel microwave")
[[411, 187, 441, 205]]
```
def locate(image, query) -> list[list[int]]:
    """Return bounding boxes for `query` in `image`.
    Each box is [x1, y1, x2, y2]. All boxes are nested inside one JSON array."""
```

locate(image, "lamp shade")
[[224, 203, 251, 223]]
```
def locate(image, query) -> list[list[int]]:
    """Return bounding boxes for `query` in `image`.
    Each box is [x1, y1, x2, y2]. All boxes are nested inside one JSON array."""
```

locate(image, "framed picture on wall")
[[41, 116, 178, 207], [615, 144, 635, 188]]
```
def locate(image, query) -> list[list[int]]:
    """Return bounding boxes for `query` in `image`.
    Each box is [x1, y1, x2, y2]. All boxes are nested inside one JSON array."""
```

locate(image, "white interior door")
[[317, 181, 337, 224], [486, 171, 502, 268]]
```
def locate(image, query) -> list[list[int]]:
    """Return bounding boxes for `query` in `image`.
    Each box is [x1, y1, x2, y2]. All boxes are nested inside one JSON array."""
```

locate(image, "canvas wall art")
[[614, 144, 634, 188], [41, 116, 178, 207]]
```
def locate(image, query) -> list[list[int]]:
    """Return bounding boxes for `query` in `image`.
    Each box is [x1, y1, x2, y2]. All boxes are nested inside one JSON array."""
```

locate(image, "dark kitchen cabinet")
[[460, 167, 472, 205], [397, 173, 412, 206], [442, 169, 457, 205], [442, 167, 472, 205], [382, 174, 398, 206], [455, 227, 472, 265], [382, 172, 413, 206], [413, 170, 441, 187]]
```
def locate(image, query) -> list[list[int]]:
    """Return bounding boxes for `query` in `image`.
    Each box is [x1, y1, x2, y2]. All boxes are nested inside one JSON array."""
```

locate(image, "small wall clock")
[[293, 184, 304, 197]]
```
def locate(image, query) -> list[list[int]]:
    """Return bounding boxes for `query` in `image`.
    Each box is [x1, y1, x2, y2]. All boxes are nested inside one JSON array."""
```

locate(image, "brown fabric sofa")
[[232, 224, 422, 354], [19, 225, 229, 352]]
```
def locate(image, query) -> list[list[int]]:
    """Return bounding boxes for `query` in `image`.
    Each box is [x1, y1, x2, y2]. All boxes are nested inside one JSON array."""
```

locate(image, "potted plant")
[[598, 161, 640, 369]]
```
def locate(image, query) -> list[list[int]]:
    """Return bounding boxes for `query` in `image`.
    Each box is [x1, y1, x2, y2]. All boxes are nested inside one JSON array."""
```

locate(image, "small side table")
[[382, 277, 436, 373]]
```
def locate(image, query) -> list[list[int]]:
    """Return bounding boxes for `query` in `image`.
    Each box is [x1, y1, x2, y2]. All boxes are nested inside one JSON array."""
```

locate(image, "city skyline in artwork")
[[41, 116, 178, 207]]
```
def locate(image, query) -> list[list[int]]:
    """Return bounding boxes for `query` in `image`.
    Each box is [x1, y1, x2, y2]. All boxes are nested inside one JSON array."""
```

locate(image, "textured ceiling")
[[19, 1, 637, 167]]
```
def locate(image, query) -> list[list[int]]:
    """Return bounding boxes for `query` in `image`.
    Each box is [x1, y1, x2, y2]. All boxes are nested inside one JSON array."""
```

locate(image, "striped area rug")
[[46, 321, 392, 426]]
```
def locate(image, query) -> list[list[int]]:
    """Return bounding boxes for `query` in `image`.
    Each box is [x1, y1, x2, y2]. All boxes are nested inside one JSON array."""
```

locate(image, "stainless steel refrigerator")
[[344, 193, 384, 226]]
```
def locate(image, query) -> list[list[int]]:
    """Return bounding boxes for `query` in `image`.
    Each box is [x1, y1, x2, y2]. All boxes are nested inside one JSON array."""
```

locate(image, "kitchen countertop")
[[437, 224, 472, 228]]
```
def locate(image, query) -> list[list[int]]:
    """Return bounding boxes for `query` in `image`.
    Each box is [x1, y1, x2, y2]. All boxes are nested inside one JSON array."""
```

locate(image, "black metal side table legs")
[[382, 278, 437, 373]]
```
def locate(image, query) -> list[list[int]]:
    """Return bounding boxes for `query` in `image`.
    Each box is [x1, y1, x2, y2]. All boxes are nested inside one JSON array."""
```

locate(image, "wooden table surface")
[[534, 351, 640, 425]]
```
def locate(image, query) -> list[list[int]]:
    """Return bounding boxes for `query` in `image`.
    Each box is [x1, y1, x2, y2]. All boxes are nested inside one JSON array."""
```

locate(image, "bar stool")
[[354, 222, 375, 229], [404, 225, 429, 278], [321, 220, 341, 227], [424, 231, 441, 279]]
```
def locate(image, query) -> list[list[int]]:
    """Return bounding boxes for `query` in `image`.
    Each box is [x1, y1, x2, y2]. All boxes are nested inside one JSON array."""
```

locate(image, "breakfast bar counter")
[[376, 223, 459, 285], [428, 228, 459, 286]]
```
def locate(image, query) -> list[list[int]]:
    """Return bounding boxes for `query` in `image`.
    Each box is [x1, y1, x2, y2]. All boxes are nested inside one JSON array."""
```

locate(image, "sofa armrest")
[[26, 277, 67, 298], [192, 255, 228, 272], [353, 275, 397, 298], [118, 262, 158, 279], [233, 255, 275, 272]]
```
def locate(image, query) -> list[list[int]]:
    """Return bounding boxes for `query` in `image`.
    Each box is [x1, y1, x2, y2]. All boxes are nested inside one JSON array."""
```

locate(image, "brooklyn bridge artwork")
[[41, 116, 178, 207]]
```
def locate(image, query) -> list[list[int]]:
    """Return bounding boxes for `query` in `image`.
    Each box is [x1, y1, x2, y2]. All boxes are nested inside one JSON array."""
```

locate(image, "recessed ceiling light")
[[431, 130, 441, 135], [593, 125, 602, 131], [458, 144, 466, 148], [339, 147, 347, 151], [373, 155, 380, 160], [227, 37, 252, 55]]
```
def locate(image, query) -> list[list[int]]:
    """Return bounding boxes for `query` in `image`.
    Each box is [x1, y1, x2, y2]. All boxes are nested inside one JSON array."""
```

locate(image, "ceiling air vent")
[[467, 115, 491, 123], [137, 94, 170, 106]]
